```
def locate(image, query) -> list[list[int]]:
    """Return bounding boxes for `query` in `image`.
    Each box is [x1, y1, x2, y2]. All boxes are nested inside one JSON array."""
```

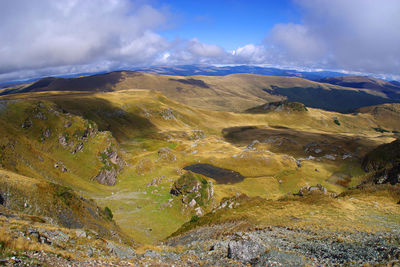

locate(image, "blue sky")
[[0, 0, 400, 82], [157, 0, 301, 50]]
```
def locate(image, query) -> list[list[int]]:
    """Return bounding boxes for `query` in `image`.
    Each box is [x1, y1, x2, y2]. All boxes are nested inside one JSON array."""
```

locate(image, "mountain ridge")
[[2, 71, 399, 113]]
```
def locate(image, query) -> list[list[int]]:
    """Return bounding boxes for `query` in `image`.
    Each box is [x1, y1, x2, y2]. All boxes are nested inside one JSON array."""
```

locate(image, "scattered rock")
[[195, 206, 203, 216], [21, 119, 33, 129], [246, 140, 260, 151], [296, 184, 327, 196], [188, 199, 197, 207], [106, 241, 135, 259], [157, 147, 176, 162], [34, 112, 47, 121], [72, 143, 84, 154], [160, 108, 176, 120], [147, 176, 164, 187], [75, 229, 87, 238], [58, 135, 69, 147], [43, 128, 51, 138], [64, 121, 72, 128], [190, 130, 205, 140]]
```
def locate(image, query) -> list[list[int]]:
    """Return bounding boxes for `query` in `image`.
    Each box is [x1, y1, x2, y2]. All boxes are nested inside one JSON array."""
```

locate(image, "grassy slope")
[[0, 90, 398, 244], [0, 169, 126, 241], [172, 184, 400, 238]]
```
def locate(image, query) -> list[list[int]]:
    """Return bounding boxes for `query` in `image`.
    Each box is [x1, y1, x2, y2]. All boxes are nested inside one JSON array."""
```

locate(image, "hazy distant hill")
[[138, 64, 348, 80], [0, 64, 350, 88], [1, 71, 399, 112]]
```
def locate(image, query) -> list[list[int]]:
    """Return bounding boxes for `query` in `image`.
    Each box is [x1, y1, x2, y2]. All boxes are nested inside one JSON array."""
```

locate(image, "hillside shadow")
[[222, 126, 381, 158], [51, 96, 158, 142], [269, 86, 400, 113]]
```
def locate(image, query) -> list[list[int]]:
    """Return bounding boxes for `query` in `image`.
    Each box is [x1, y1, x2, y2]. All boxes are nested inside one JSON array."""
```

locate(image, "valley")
[[0, 74, 399, 265]]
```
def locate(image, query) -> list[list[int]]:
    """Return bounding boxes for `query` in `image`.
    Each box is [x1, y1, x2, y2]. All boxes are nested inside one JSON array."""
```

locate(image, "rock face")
[[93, 146, 125, 186], [93, 168, 118, 186], [362, 139, 400, 185]]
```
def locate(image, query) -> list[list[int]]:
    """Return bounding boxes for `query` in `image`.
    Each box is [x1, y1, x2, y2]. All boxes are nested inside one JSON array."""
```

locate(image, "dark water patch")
[[183, 164, 244, 184]]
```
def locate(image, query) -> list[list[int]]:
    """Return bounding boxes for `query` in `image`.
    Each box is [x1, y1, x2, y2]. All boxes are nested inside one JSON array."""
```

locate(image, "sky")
[[0, 0, 400, 82]]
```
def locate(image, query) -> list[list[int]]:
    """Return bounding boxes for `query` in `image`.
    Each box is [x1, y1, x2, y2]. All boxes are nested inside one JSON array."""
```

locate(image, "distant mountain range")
[[2, 70, 400, 113], [136, 65, 350, 80], [0, 64, 350, 88]]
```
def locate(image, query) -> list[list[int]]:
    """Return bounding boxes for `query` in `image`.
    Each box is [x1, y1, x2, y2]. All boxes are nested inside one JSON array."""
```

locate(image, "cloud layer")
[[267, 0, 400, 76], [0, 0, 400, 82]]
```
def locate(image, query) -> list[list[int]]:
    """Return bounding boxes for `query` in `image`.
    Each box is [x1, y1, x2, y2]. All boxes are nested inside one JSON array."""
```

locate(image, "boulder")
[[227, 238, 265, 264], [106, 241, 135, 259]]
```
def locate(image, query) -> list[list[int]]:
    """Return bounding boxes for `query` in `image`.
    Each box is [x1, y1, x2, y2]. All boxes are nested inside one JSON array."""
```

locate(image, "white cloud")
[[267, 0, 400, 75], [187, 38, 226, 58], [0, 0, 169, 76], [232, 44, 268, 64], [1, 0, 400, 82]]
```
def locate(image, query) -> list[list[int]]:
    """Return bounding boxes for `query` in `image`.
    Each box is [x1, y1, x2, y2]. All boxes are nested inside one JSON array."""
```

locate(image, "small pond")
[[183, 164, 244, 184]]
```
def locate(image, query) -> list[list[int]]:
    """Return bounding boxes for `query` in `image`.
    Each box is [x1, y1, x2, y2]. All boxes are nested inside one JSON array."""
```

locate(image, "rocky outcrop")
[[295, 184, 327, 196], [93, 168, 117, 186], [170, 172, 213, 211], [58, 134, 72, 147], [362, 139, 400, 185], [93, 146, 125, 186]]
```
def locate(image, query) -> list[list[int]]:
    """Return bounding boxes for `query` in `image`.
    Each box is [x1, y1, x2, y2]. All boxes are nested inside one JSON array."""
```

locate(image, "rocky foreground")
[[1, 215, 400, 266]]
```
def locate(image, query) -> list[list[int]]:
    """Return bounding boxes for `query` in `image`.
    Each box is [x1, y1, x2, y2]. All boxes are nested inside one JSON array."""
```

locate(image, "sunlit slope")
[[0, 90, 398, 244]]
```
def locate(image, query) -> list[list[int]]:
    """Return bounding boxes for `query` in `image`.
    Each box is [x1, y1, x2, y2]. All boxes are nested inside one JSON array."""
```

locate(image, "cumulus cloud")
[[1, 0, 400, 82], [156, 38, 228, 65], [0, 0, 169, 80], [232, 44, 268, 64]]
